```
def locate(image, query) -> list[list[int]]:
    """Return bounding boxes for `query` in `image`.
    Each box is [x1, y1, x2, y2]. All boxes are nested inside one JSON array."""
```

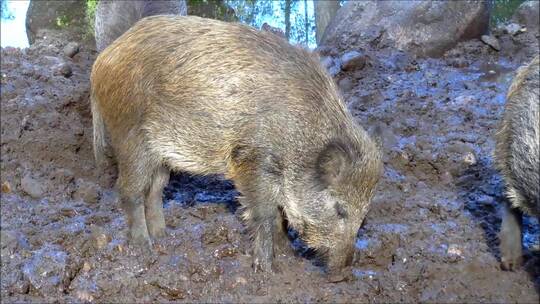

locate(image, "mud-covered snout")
[[323, 239, 355, 272]]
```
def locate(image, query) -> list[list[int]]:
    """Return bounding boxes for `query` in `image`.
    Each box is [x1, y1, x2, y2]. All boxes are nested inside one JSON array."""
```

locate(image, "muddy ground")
[[1, 25, 539, 303]]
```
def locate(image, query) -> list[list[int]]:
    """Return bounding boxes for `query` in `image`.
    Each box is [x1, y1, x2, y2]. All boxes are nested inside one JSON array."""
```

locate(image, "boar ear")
[[315, 140, 353, 187]]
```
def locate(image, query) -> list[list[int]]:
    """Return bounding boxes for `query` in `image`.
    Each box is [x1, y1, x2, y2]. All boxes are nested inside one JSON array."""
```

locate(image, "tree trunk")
[[285, 0, 291, 40], [314, 0, 339, 44], [304, 0, 309, 44]]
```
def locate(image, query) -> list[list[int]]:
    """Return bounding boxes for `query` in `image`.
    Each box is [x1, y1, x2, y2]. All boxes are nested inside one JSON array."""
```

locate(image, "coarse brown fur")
[[494, 55, 539, 270], [91, 15, 382, 272]]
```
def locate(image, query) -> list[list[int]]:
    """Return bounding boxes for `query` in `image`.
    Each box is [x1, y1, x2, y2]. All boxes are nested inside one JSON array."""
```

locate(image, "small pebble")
[[63, 42, 80, 58], [1, 181, 11, 193], [20, 173, 44, 199], [82, 261, 91, 272], [341, 50, 367, 71], [480, 35, 501, 51], [462, 152, 477, 166], [54, 63, 72, 78]]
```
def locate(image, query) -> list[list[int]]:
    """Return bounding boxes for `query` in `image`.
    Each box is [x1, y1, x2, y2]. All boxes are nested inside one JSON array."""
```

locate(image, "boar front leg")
[[274, 209, 293, 256], [500, 201, 523, 270], [237, 178, 284, 272]]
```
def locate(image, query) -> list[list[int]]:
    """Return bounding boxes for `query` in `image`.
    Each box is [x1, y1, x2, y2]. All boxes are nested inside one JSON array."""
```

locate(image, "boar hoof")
[[148, 227, 167, 239], [252, 255, 273, 273], [501, 256, 523, 271], [500, 244, 523, 271], [128, 228, 153, 249], [499, 204, 523, 271]]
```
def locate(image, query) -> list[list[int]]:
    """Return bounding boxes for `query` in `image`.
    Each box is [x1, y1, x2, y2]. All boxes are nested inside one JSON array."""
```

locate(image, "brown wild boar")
[[495, 55, 539, 271], [91, 15, 382, 272]]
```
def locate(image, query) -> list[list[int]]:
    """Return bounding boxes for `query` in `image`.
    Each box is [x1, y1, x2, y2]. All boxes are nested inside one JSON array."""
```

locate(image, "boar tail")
[[91, 93, 107, 166]]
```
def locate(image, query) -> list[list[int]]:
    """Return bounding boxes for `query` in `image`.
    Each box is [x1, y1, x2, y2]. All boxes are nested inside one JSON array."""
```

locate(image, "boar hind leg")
[[500, 201, 523, 270], [116, 151, 155, 247], [145, 166, 169, 239]]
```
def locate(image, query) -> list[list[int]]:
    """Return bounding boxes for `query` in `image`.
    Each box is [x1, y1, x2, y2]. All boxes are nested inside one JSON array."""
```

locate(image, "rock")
[[202, 225, 229, 245], [25, 0, 87, 45], [1, 181, 11, 193], [321, 56, 341, 77], [338, 77, 354, 92], [95, 0, 187, 52], [90, 226, 110, 250], [73, 179, 100, 204], [213, 245, 238, 259], [462, 151, 477, 166], [321, 1, 489, 57], [21, 173, 45, 199], [54, 63, 72, 78], [480, 35, 501, 51], [63, 42, 79, 58], [512, 1, 539, 34], [503, 23, 524, 36], [340, 50, 367, 71], [22, 245, 68, 294], [1, 230, 29, 254]]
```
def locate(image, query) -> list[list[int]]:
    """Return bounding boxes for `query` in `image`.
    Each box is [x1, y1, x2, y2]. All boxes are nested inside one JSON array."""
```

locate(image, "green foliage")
[[83, 0, 98, 41], [55, 15, 70, 28], [188, 0, 238, 21], [491, 0, 526, 25]]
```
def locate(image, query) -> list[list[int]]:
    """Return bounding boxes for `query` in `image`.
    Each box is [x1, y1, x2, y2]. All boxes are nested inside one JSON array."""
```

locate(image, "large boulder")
[[95, 0, 187, 52], [25, 0, 87, 45], [320, 0, 490, 57], [512, 1, 539, 34]]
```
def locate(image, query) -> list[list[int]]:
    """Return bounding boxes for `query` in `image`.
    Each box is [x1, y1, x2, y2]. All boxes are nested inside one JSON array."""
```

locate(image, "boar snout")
[[326, 243, 355, 272]]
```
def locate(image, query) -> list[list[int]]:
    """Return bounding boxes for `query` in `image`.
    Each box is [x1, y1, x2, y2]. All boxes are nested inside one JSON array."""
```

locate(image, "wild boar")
[[495, 55, 539, 271], [91, 15, 382, 272]]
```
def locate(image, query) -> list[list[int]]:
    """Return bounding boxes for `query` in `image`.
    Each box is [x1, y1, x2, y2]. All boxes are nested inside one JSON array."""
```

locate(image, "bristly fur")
[[494, 55, 539, 270], [494, 55, 540, 217]]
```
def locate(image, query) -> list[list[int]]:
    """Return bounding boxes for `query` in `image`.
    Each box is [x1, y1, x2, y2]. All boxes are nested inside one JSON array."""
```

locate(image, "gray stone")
[[512, 1, 539, 34], [25, 1, 87, 45], [503, 23, 524, 36], [54, 63, 72, 78], [321, 1, 489, 57], [340, 51, 367, 71], [73, 179, 100, 204], [338, 77, 354, 92], [481, 35, 501, 51], [63, 42, 79, 58], [320, 56, 341, 77], [20, 173, 44, 199]]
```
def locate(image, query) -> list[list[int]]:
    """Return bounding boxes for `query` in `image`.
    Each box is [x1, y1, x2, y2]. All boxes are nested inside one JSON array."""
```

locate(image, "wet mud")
[[1, 28, 539, 303]]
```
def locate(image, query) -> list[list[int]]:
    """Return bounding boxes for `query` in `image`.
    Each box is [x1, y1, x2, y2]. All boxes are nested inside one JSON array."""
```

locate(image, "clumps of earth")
[[1, 7, 540, 304]]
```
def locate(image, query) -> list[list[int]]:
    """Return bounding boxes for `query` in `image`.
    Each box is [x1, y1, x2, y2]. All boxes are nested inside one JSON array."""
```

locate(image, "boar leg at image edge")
[[499, 202, 523, 271]]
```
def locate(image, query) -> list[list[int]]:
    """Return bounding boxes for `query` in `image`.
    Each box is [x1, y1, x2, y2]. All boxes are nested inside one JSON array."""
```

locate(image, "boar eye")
[[334, 202, 348, 219]]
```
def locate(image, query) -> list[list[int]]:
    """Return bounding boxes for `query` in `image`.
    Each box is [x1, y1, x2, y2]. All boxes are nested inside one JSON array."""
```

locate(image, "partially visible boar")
[[91, 16, 382, 272], [495, 55, 539, 271], [94, 0, 187, 52]]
